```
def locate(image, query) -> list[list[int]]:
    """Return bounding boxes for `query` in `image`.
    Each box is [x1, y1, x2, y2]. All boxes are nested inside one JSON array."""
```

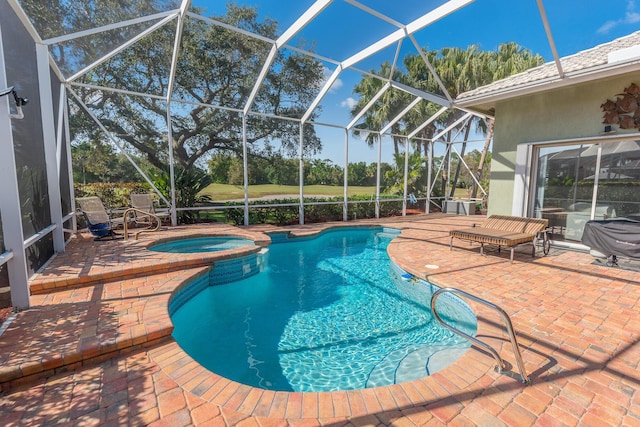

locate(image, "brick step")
[[29, 246, 264, 295], [1, 266, 208, 392]]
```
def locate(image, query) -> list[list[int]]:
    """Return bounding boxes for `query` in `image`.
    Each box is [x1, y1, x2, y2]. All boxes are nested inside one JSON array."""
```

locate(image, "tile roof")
[[457, 30, 640, 101]]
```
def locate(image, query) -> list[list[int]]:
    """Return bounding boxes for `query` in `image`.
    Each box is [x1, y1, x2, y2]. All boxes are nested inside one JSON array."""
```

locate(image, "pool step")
[[366, 344, 469, 388], [376, 232, 401, 239]]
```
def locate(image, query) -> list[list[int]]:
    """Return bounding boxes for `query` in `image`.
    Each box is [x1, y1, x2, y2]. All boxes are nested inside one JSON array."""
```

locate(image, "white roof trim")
[[608, 44, 640, 63]]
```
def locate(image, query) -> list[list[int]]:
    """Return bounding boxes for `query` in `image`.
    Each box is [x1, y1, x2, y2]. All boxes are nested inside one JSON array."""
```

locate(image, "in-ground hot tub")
[[148, 236, 255, 253]]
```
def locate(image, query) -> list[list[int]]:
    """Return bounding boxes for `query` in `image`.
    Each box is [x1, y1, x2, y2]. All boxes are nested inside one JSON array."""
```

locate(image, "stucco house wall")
[[487, 71, 640, 214]]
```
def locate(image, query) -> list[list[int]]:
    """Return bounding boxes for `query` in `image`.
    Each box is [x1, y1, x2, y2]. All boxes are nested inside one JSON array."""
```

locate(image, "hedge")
[[74, 183, 151, 209]]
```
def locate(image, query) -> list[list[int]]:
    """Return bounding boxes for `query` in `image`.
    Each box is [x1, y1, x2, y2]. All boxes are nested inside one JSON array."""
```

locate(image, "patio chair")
[[449, 215, 549, 263], [130, 193, 170, 225], [77, 196, 126, 240]]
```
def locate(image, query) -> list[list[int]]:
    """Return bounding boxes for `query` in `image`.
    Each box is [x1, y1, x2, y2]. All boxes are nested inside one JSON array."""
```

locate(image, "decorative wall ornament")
[[601, 83, 640, 130]]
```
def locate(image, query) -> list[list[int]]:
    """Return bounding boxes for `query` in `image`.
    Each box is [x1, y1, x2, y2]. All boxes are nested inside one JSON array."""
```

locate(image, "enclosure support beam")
[[426, 140, 432, 214], [5, 0, 65, 81], [62, 89, 77, 232], [299, 123, 305, 225], [390, 80, 449, 108], [55, 85, 65, 179], [344, 0, 404, 28], [164, 0, 191, 226], [408, 34, 453, 105], [375, 133, 381, 219], [343, 0, 473, 70], [536, 0, 564, 78], [403, 137, 409, 216], [346, 82, 390, 130], [244, 0, 332, 116], [42, 11, 178, 45], [67, 13, 178, 83], [408, 106, 448, 139], [432, 112, 472, 142], [0, 25, 30, 308], [380, 97, 422, 135], [428, 142, 448, 201], [590, 145, 603, 220], [451, 143, 487, 197], [446, 142, 452, 199], [165, 113, 177, 226], [302, 65, 342, 123], [343, 129, 349, 222], [442, 118, 472, 200], [242, 115, 250, 226], [37, 43, 65, 253]]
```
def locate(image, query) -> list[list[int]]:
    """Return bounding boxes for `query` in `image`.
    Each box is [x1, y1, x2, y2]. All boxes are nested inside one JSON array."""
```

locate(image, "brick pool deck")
[[0, 214, 638, 426]]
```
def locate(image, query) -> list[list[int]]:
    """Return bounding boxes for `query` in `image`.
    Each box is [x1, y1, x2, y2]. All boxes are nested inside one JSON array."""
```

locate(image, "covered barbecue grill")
[[581, 219, 640, 266]]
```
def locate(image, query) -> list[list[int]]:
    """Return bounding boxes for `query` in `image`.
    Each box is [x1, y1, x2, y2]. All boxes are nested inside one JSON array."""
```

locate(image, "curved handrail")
[[122, 208, 161, 240], [430, 287, 530, 385]]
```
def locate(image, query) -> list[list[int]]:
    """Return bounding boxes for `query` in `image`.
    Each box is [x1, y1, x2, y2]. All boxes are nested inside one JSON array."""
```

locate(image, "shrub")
[[74, 183, 150, 209], [150, 166, 212, 224]]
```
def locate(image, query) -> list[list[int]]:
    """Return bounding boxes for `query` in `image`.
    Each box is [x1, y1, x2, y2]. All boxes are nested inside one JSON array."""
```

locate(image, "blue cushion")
[[88, 223, 111, 237]]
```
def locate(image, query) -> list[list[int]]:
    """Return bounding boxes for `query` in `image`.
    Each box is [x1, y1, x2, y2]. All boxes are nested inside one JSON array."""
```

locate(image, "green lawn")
[[201, 183, 377, 200], [200, 183, 481, 201]]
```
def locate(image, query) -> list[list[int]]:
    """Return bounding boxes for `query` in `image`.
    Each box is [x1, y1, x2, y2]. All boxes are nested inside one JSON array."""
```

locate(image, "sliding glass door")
[[532, 139, 640, 242], [595, 140, 640, 221], [533, 144, 596, 241]]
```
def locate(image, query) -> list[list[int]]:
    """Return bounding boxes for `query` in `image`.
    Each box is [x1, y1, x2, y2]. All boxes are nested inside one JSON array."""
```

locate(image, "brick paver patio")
[[0, 214, 638, 426]]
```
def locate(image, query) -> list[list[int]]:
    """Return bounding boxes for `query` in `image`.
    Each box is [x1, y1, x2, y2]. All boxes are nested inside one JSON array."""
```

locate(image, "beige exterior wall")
[[487, 72, 640, 215]]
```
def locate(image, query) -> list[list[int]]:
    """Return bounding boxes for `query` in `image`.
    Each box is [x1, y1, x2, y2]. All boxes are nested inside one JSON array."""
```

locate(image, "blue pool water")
[[170, 227, 476, 392], [149, 236, 254, 253]]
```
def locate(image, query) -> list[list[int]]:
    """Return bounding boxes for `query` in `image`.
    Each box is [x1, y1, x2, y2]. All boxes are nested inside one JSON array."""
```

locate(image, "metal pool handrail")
[[430, 287, 530, 385], [122, 208, 161, 240]]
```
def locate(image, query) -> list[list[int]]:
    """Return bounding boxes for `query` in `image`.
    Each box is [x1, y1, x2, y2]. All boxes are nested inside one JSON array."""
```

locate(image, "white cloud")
[[340, 97, 357, 109], [330, 77, 343, 92], [628, 11, 640, 23], [323, 67, 343, 93], [597, 20, 617, 34], [598, 0, 640, 33]]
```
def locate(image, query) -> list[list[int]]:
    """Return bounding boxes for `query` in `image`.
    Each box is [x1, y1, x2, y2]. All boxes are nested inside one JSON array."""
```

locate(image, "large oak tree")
[[23, 1, 326, 170]]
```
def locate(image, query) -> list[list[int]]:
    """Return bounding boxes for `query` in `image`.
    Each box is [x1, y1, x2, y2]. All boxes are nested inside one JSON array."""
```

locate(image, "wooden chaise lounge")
[[449, 215, 549, 263]]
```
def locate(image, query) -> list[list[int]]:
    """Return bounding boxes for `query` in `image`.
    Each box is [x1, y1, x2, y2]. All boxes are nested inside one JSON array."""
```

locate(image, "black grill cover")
[[582, 219, 640, 260]]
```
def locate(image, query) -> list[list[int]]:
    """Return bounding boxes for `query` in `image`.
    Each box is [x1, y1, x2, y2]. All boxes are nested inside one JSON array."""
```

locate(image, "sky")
[[193, 1, 640, 164]]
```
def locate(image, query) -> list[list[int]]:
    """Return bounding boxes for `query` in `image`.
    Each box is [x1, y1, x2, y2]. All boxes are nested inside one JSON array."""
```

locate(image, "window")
[[531, 139, 640, 242]]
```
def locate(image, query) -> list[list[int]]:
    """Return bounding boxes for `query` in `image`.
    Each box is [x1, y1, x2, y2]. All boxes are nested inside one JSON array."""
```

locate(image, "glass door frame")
[[515, 132, 640, 248]]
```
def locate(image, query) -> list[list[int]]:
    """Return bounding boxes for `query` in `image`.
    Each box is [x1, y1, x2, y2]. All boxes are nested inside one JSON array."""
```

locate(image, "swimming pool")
[[170, 227, 476, 392], [148, 236, 255, 253]]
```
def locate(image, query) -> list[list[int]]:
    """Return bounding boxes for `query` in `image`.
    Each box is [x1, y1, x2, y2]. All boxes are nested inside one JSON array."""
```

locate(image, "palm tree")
[[403, 46, 478, 196], [402, 43, 543, 198], [468, 43, 544, 198], [351, 62, 412, 155], [383, 151, 426, 195], [351, 43, 544, 202]]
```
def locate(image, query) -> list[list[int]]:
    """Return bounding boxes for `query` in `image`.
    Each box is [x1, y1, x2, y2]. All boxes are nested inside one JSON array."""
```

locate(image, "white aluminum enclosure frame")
[[49, 0, 478, 227], [0, 22, 30, 309], [0, 0, 568, 308]]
